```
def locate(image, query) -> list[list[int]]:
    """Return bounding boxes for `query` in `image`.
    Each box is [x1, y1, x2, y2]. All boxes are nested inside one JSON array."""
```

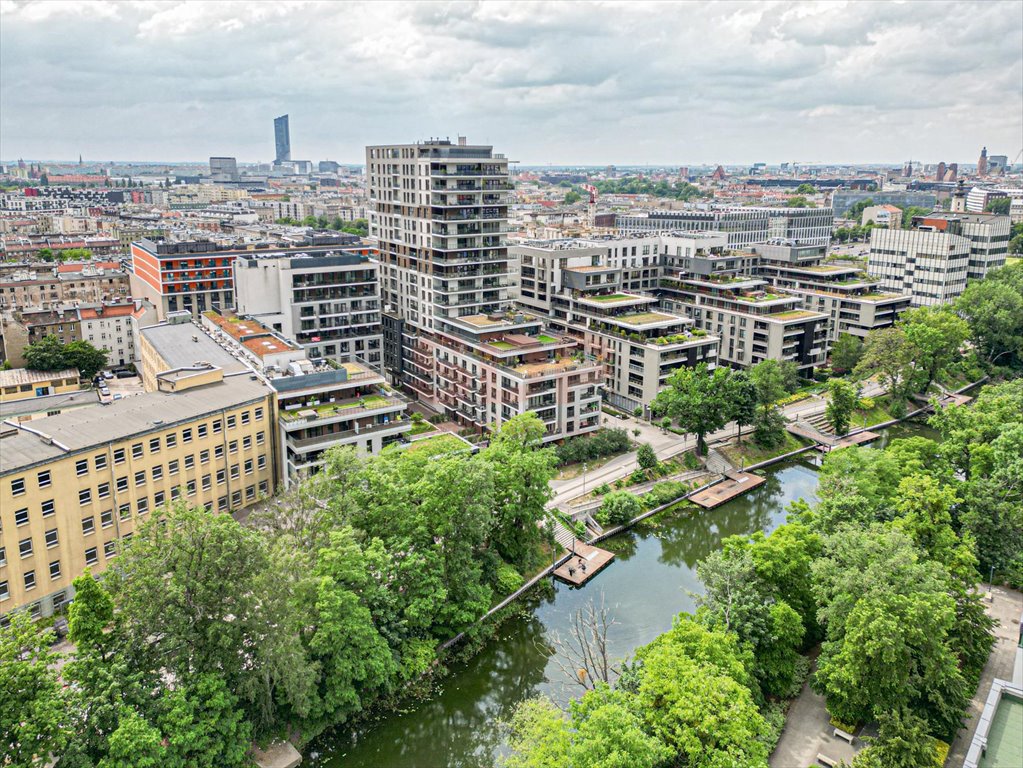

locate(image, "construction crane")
[[1011, 148, 1023, 170]]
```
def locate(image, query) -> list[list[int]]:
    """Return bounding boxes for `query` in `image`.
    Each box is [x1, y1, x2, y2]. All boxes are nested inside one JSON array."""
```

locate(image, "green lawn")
[[852, 397, 896, 428], [589, 293, 632, 302], [490, 340, 515, 350], [718, 431, 810, 468], [410, 420, 435, 435], [537, 334, 559, 343], [405, 433, 472, 457]]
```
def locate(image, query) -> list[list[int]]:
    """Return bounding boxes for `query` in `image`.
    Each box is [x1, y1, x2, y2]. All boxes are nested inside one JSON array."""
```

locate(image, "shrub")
[[642, 481, 691, 509], [598, 491, 643, 526], [555, 428, 631, 465], [682, 451, 701, 470], [637, 443, 658, 470], [495, 562, 525, 595], [630, 469, 647, 485], [594, 483, 611, 496], [633, 406, 643, 417]]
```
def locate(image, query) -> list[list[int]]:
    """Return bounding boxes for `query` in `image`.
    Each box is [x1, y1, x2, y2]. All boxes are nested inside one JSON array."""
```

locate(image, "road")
[[548, 378, 885, 510]]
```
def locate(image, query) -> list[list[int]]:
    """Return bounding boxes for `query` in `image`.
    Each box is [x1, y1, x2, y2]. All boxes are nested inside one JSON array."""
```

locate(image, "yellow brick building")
[[0, 369, 275, 619], [0, 368, 81, 403]]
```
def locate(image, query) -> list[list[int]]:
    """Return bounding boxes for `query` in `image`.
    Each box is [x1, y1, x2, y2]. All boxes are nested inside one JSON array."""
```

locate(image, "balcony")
[[280, 393, 406, 428], [286, 419, 410, 453]]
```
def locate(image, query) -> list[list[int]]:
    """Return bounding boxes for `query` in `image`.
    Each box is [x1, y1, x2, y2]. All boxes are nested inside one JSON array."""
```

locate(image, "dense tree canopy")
[[24, 335, 109, 379]]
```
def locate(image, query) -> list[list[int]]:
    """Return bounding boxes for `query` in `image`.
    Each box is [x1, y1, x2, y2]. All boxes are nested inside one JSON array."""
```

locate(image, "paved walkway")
[[947, 584, 1023, 765]]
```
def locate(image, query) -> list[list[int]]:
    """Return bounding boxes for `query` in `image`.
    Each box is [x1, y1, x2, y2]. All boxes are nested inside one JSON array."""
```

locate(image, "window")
[[103, 541, 117, 558], [186, 479, 196, 496], [24, 571, 36, 591], [198, 423, 208, 438], [44, 529, 58, 548], [244, 459, 254, 475], [228, 440, 238, 454], [94, 454, 107, 470], [113, 447, 125, 464], [137, 497, 148, 515], [216, 468, 226, 485], [254, 407, 264, 421], [152, 465, 163, 480], [149, 437, 160, 453], [256, 431, 265, 446], [79, 489, 92, 506], [166, 433, 177, 448], [245, 485, 256, 501], [85, 547, 98, 565], [0, 547, 5, 567], [214, 445, 224, 459], [101, 509, 113, 528], [15, 508, 29, 526], [97, 482, 110, 500], [184, 454, 195, 470], [134, 470, 146, 487], [202, 474, 211, 491], [182, 428, 192, 443], [37, 470, 51, 488], [154, 490, 165, 506], [218, 496, 228, 512], [49, 560, 61, 579], [116, 476, 128, 492], [242, 436, 252, 450], [230, 464, 240, 480], [241, 410, 250, 425], [257, 454, 267, 470], [41, 499, 55, 517], [200, 449, 210, 464], [212, 419, 222, 434], [76, 459, 89, 476], [226, 415, 237, 429], [11, 478, 25, 496], [0, 581, 7, 601], [168, 460, 179, 475], [19, 538, 33, 558], [131, 443, 143, 459], [52, 590, 66, 610], [119, 503, 131, 520], [82, 516, 95, 535], [170, 486, 180, 500], [231, 490, 241, 507]]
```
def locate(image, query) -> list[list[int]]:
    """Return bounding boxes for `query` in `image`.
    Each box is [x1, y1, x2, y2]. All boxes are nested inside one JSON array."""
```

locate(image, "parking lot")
[[96, 373, 145, 403]]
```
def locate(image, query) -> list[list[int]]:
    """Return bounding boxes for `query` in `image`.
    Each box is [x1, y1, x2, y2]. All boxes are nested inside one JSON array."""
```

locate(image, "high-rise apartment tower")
[[274, 114, 291, 164]]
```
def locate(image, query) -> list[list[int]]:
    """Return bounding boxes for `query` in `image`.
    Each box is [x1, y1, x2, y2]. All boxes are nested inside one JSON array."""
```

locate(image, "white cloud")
[[0, 0, 1020, 164]]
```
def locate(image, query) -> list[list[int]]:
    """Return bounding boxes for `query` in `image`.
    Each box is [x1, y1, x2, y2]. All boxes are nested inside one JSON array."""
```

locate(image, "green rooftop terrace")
[[403, 433, 473, 458]]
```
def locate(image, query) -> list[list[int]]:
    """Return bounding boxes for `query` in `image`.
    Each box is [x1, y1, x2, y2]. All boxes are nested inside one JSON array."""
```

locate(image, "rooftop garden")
[[618, 311, 673, 325], [280, 393, 397, 421], [404, 433, 473, 457], [770, 310, 818, 320], [536, 334, 559, 343], [587, 293, 635, 302], [736, 292, 785, 302], [489, 340, 515, 350]]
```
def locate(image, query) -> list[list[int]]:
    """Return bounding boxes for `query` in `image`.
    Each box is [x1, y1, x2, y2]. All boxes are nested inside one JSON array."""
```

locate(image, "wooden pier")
[[554, 540, 615, 586], [815, 430, 880, 452], [689, 471, 766, 509]]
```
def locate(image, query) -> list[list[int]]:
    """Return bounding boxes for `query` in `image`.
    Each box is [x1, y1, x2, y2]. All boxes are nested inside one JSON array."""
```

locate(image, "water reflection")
[[314, 459, 822, 768]]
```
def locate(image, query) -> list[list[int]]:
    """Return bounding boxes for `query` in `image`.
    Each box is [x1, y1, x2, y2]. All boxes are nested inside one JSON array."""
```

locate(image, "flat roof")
[[1, 374, 271, 475], [142, 322, 250, 374], [0, 368, 79, 388]]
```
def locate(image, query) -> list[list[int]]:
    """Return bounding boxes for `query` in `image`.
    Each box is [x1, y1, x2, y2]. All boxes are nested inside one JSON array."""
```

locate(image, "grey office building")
[[616, 207, 834, 247], [274, 114, 291, 163]]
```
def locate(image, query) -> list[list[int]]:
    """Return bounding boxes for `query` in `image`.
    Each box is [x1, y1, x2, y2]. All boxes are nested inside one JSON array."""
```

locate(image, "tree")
[[545, 597, 621, 691], [651, 363, 734, 455], [563, 190, 582, 204], [68, 569, 114, 651], [985, 197, 1011, 214], [97, 710, 165, 768], [851, 708, 937, 768], [956, 264, 1023, 367], [599, 491, 643, 526], [786, 195, 814, 208], [825, 378, 859, 436], [830, 333, 863, 373], [23, 334, 69, 371], [729, 370, 758, 442], [158, 675, 252, 768], [898, 306, 969, 391], [480, 414, 559, 568], [636, 442, 658, 470], [0, 611, 66, 766], [750, 360, 789, 448], [106, 502, 317, 736], [795, 183, 816, 195], [855, 327, 916, 406], [901, 205, 931, 228]]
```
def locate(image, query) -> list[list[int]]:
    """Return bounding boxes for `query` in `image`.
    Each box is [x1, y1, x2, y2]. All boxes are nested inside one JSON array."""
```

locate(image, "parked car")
[[113, 369, 135, 379], [102, 371, 114, 380]]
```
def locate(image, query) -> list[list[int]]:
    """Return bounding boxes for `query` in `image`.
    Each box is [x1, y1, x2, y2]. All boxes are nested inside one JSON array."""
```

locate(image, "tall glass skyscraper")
[[274, 114, 290, 163]]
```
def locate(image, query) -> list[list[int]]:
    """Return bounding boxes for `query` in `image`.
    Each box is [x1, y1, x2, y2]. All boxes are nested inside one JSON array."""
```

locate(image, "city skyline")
[[2, 0, 1021, 165]]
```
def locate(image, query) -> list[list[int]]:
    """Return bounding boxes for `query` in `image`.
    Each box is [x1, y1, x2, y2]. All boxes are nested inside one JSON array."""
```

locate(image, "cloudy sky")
[[2, 0, 1021, 165]]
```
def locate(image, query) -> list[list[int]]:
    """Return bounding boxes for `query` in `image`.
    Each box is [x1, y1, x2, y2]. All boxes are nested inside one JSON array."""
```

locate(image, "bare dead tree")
[[540, 593, 621, 691]]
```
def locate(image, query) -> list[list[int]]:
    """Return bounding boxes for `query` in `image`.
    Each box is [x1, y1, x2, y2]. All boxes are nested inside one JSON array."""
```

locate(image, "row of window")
[[9, 422, 266, 497]]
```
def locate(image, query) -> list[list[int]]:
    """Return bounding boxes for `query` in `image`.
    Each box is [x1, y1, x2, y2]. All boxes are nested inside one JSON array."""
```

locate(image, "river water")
[[312, 422, 936, 768]]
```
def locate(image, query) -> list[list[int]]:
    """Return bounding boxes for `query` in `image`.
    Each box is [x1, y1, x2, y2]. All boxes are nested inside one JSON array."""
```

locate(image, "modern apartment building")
[[367, 138, 603, 440], [200, 310, 410, 483], [868, 226, 971, 307], [616, 206, 835, 247], [0, 369, 275, 619], [512, 236, 719, 411], [917, 212, 1010, 281], [233, 249, 383, 368], [751, 243, 911, 342]]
